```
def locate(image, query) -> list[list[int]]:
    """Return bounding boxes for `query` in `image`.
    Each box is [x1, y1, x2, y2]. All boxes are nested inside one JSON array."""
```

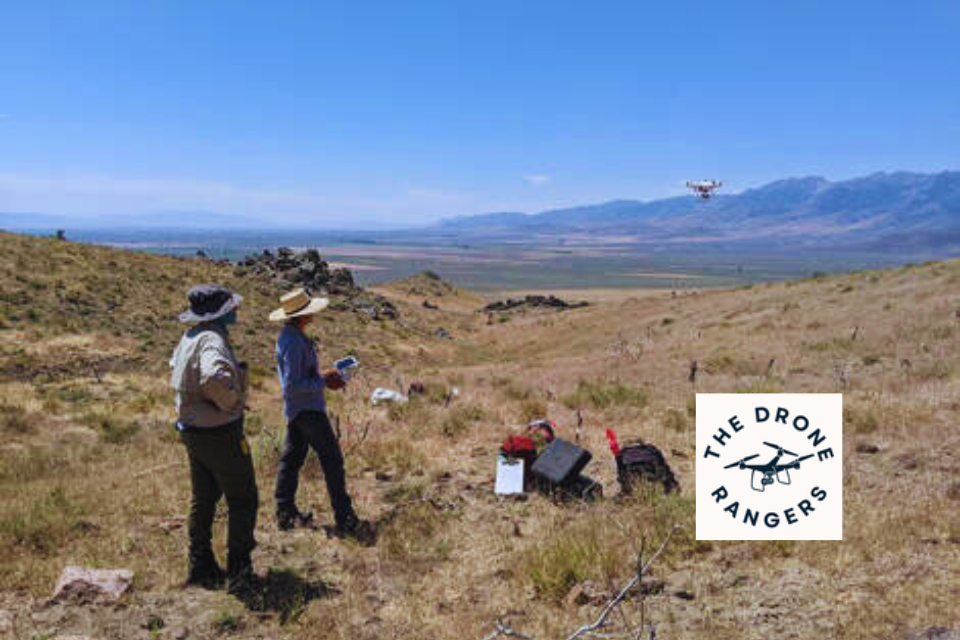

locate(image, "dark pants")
[[179, 419, 258, 565], [275, 410, 355, 526]]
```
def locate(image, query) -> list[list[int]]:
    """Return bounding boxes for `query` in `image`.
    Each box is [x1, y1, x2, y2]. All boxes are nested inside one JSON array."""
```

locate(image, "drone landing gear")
[[751, 470, 772, 492]]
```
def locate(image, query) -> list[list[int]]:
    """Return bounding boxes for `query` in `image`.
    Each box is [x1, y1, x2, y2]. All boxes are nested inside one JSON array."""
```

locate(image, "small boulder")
[[51, 566, 134, 604], [856, 442, 881, 455], [564, 584, 591, 608], [0, 610, 13, 634]]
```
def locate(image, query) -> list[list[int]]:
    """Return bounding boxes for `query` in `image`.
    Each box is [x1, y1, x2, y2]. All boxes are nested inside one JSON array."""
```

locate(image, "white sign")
[[696, 394, 843, 541]]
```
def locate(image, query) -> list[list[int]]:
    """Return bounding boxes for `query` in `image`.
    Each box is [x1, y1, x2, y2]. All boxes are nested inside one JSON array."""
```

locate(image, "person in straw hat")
[[170, 284, 257, 593], [270, 288, 368, 539]]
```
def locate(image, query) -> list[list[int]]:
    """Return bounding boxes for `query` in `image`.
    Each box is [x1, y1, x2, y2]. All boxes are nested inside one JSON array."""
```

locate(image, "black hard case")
[[531, 438, 592, 485]]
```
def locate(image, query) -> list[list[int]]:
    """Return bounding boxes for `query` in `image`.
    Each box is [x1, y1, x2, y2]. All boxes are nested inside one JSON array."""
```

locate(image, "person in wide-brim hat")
[[268, 288, 329, 322], [179, 284, 243, 324], [169, 284, 258, 593], [270, 287, 370, 541]]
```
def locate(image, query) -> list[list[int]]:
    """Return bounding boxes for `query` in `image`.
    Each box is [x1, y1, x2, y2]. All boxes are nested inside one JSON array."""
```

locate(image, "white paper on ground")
[[495, 455, 525, 495]]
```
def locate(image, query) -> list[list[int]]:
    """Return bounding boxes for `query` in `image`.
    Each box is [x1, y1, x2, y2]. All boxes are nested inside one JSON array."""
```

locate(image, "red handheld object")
[[605, 428, 621, 456]]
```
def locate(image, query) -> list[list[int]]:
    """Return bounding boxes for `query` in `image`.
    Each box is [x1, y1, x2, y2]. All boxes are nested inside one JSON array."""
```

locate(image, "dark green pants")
[[179, 419, 258, 564]]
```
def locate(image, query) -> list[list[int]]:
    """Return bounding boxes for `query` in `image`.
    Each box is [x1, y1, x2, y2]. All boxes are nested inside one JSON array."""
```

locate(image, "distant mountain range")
[[4, 171, 959, 254], [434, 171, 960, 251]]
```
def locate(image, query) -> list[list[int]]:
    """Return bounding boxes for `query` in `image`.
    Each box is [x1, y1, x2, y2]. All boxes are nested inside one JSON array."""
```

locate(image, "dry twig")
[[562, 525, 678, 640], [482, 621, 534, 640], [478, 526, 678, 640]]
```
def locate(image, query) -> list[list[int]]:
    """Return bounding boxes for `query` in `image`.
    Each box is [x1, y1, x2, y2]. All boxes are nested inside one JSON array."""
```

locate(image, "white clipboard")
[[495, 455, 525, 495]]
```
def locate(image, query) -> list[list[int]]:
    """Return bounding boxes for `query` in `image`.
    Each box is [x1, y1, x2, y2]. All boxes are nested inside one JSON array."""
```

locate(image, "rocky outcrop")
[[483, 295, 589, 313], [234, 247, 357, 295], [233, 247, 398, 320]]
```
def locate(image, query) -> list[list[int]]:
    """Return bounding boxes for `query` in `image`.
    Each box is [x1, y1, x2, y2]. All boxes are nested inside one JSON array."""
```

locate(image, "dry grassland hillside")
[[1, 231, 958, 640]]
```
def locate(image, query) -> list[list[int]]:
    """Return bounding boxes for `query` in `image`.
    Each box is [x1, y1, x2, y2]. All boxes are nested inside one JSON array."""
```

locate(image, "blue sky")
[[1, 1, 958, 227]]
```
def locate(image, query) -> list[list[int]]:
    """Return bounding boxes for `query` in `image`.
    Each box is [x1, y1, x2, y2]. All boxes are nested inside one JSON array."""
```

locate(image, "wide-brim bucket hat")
[[179, 284, 243, 323], [269, 288, 329, 322]]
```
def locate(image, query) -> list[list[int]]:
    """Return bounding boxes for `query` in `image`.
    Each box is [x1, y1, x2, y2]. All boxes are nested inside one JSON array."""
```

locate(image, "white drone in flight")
[[686, 180, 723, 199]]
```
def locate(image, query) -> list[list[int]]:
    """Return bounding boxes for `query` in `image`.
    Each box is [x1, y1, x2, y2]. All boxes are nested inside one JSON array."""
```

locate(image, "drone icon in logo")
[[724, 442, 815, 492]]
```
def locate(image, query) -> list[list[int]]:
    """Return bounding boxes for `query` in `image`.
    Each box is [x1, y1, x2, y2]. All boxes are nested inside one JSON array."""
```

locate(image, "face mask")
[[218, 310, 238, 327]]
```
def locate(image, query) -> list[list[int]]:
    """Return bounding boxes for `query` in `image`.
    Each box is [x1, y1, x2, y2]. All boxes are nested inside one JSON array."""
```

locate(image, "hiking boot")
[[185, 551, 225, 589], [226, 552, 256, 598], [332, 514, 376, 544], [277, 508, 314, 531]]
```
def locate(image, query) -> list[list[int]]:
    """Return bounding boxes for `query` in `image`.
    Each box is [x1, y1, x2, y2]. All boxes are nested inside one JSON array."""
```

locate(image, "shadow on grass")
[[233, 568, 339, 624]]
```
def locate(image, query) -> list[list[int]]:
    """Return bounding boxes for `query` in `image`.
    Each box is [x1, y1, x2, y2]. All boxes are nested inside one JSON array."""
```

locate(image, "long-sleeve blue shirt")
[[276, 324, 326, 421]]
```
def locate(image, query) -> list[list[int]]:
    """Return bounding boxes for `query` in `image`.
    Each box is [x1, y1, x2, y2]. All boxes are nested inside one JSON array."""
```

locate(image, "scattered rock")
[[901, 627, 960, 640], [630, 578, 665, 597], [564, 584, 591, 608], [856, 442, 881, 455], [408, 382, 426, 397], [946, 482, 960, 501], [51, 566, 134, 604], [422, 300, 439, 310], [158, 518, 184, 533], [672, 589, 695, 601], [482, 295, 589, 314], [0, 610, 13, 633], [895, 453, 920, 470], [436, 327, 452, 340]]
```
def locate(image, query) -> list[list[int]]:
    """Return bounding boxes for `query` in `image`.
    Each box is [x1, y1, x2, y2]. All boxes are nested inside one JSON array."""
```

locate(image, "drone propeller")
[[724, 453, 759, 469], [763, 441, 797, 456], [794, 454, 815, 463]]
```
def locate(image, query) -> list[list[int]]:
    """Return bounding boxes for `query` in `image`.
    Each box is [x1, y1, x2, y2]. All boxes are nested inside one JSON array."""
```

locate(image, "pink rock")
[[51, 566, 134, 604]]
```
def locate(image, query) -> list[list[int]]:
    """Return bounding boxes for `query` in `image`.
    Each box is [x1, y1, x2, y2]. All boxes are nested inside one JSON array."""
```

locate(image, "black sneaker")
[[333, 514, 376, 544], [277, 508, 314, 531], [226, 553, 257, 599], [185, 552, 225, 590]]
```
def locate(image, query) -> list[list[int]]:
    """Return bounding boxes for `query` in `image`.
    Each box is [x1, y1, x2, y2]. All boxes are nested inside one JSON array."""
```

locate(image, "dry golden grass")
[[1, 233, 959, 639]]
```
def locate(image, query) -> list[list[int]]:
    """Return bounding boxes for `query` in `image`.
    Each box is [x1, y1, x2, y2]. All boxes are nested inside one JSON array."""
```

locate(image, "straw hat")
[[269, 288, 329, 322], [179, 284, 243, 323]]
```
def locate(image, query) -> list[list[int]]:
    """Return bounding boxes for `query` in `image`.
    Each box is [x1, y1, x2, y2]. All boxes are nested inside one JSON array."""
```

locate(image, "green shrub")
[[212, 609, 243, 633], [441, 404, 487, 437], [523, 525, 618, 602], [356, 439, 427, 478], [0, 446, 55, 483], [843, 405, 880, 434], [912, 360, 953, 381], [386, 398, 433, 433], [518, 398, 548, 423], [81, 412, 140, 444], [1, 404, 33, 433], [492, 376, 532, 401], [0, 487, 86, 554], [562, 380, 647, 410], [735, 378, 783, 394], [379, 502, 453, 565], [663, 407, 688, 432]]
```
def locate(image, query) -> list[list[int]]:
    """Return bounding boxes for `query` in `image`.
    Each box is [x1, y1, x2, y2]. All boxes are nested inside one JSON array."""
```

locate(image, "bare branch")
[[483, 620, 535, 640], [562, 525, 678, 640]]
